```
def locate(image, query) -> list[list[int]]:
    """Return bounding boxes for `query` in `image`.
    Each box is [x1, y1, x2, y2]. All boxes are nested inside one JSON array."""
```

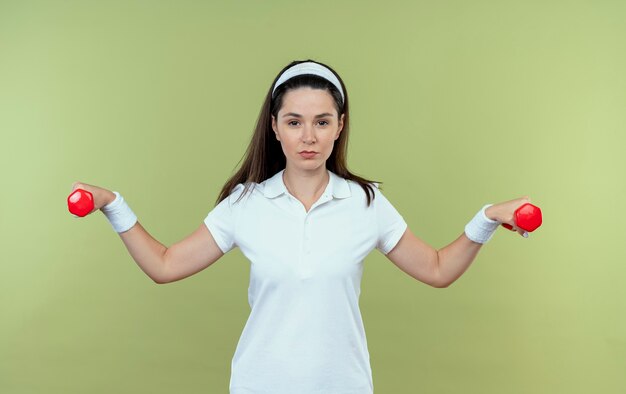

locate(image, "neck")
[[282, 165, 329, 201]]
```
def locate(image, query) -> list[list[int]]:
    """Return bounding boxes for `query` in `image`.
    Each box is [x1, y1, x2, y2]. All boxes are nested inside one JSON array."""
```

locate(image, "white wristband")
[[464, 204, 500, 244], [101, 192, 138, 233]]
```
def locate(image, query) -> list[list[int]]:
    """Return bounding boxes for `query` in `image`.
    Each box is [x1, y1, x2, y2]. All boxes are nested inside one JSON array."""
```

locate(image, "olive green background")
[[1, 0, 625, 393]]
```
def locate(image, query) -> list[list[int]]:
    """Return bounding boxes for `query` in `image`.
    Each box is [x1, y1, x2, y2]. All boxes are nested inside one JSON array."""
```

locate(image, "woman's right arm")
[[71, 182, 224, 284]]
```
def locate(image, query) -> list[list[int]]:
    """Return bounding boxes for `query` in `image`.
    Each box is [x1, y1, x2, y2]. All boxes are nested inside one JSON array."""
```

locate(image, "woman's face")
[[271, 87, 344, 174]]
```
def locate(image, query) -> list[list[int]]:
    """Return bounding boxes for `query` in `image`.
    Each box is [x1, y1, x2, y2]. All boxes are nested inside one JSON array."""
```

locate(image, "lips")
[[299, 151, 318, 159]]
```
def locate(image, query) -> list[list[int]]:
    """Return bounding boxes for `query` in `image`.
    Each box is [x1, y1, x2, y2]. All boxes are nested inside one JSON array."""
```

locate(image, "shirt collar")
[[262, 169, 352, 199]]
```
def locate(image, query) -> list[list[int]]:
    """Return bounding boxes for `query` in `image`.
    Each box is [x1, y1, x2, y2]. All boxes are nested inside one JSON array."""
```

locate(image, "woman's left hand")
[[485, 196, 532, 237]]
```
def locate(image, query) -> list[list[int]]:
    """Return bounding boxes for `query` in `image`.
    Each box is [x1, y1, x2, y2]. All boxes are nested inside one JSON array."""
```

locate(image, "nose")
[[301, 124, 316, 144]]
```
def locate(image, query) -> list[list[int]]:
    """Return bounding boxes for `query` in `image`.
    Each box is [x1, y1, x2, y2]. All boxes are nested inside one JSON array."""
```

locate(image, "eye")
[[318, 120, 329, 126], [288, 120, 300, 126]]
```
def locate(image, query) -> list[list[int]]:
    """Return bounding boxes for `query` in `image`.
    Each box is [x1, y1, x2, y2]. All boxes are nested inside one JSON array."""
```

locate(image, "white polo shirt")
[[204, 169, 407, 394]]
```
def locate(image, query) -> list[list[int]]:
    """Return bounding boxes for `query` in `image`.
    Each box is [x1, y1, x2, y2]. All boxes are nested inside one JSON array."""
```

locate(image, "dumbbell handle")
[[502, 203, 542, 232]]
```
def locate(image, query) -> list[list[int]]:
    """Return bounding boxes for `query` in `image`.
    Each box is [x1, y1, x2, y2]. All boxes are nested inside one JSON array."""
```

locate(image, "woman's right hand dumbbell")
[[68, 182, 117, 217]]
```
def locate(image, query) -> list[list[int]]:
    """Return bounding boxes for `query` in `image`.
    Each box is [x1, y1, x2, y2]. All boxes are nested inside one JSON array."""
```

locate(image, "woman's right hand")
[[70, 181, 117, 216]]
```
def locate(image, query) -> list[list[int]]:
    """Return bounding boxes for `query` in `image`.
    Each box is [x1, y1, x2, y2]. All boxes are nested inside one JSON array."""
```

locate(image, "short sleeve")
[[374, 186, 408, 255], [203, 184, 244, 254]]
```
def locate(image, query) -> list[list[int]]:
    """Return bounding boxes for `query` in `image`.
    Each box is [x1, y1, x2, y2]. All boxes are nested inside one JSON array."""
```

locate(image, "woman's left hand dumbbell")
[[67, 182, 117, 217], [501, 203, 542, 233], [485, 197, 542, 237]]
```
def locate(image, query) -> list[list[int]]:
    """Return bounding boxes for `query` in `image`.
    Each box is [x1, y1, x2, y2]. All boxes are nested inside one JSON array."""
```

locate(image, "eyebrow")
[[282, 112, 335, 119]]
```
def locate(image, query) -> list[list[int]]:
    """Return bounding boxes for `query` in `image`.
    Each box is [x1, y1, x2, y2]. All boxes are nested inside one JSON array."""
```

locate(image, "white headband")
[[272, 62, 345, 102]]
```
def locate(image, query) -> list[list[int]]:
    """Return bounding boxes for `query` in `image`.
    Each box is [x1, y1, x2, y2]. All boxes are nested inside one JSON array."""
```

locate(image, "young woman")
[[71, 59, 531, 393]]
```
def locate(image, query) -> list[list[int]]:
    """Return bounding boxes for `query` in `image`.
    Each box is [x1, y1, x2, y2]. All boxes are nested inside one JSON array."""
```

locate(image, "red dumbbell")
[[502, 203, 542, 232], [67, 188, 94, 217]]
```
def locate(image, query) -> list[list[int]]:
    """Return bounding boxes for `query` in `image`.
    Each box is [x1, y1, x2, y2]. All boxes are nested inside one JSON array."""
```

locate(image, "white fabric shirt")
[[204, 169, 407, 394]]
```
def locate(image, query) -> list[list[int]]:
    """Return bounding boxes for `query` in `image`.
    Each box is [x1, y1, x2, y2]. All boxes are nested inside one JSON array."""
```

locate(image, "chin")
[[291, 159, 327, 172]]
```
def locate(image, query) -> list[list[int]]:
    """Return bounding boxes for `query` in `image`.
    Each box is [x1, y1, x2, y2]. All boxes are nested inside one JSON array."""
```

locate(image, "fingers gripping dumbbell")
[[502, 203, 542, 232]]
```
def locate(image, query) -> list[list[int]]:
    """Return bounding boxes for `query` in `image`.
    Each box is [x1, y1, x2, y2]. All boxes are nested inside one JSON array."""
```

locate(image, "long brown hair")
[[217, 59, 378, 205]]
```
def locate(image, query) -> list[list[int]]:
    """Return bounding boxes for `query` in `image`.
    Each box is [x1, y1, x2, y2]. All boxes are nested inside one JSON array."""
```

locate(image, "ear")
[[271, 115, 280, 141], [335, 113, 345, 139]]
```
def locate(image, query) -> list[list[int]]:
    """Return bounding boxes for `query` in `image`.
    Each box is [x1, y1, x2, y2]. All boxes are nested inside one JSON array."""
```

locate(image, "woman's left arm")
[[385, 197, 530, 288]]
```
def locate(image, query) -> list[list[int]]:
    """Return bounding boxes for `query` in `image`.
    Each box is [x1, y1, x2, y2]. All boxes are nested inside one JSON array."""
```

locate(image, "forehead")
[[278, 87, 338, 116]]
